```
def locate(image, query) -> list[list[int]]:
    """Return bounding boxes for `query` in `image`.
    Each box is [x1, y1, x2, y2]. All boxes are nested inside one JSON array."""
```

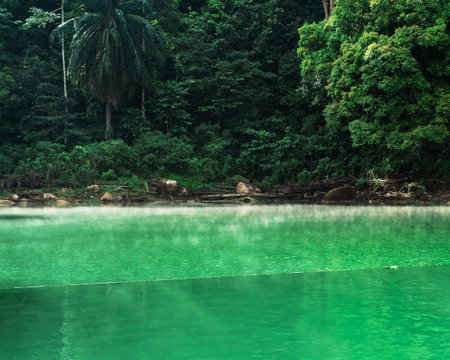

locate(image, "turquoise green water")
[[0, 205, 449, 359]]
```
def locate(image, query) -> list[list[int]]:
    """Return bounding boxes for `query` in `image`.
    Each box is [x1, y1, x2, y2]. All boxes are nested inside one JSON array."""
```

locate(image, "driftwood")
[[273, 175, 356, 195], [368, 177, 409, 187], [201, 192, 282, 201]]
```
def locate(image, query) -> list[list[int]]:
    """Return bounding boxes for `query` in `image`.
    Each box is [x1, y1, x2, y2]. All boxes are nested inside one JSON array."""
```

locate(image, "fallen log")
[[273, 175, 356, 195], [201, 192, 282, 201]]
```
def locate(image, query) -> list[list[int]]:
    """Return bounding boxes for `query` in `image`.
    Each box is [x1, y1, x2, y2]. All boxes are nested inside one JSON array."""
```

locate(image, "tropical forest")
[[0, 0, 449, 203], [1, 2, 450, 358]]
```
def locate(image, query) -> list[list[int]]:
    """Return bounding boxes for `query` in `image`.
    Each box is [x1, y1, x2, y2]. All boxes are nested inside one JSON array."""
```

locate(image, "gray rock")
[[87, 184, 100, 193], [101, 192, 122, 201], [0, 200, 14, 206], [43, 193, 57, 200], [152, 178, 179, 194], [236, 182, 260, 194], [165, 180, 178, 194]]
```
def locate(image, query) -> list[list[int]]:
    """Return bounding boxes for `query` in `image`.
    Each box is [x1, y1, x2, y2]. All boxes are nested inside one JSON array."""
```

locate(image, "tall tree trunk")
[[106, 101, 112, 138], [322, 0, 329, 19], [141, 5, 146, 120], [61, 1, 68, 144], [330, 0, 335, 13], [141, 79, 145, 119], [61, 1, 67, 104]]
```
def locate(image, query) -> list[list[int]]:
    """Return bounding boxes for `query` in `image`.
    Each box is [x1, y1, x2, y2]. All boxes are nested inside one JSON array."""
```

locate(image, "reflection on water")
[[0, 205, 449, 288], [0, 214, 49, 221], [0, 266, 449, 360]]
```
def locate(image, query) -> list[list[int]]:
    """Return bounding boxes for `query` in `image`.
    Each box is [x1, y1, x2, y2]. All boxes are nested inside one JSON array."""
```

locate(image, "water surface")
[[0, 205, 449, 359], [0, 205, 448, 287]]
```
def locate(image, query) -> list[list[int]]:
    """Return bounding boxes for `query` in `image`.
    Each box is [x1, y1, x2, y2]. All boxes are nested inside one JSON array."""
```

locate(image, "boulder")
[[0, 200, 14, 206], [165, 180, 178, 194], [43, 193, 57, 200], [101, 192, 122, 202], [11, 194, 19, 201], [87, 184, 100, 193], [56, 199, 70, 206], [152, 178, 179, 194], [236, 182, 260, 194], [323, 186, 357, 202]]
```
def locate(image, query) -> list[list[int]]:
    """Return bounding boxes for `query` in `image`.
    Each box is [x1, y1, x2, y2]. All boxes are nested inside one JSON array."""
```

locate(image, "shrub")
[[14, 142, 69, 186], [133, 131, 193, 177], [84, 140, 137, 179]]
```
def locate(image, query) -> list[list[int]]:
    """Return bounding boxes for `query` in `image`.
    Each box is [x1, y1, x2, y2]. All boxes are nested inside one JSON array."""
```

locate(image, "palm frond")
[[54, 17, 76, 38], [119, 0, 153, 14], [73, 13, 103, 33], [76, 0, 111, 13], [64, 0, 164, 104]]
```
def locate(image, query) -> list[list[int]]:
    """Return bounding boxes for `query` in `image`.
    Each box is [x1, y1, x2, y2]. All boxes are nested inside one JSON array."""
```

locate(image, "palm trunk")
[[330, 0, 335, 13], [106, 101, 112, 138]]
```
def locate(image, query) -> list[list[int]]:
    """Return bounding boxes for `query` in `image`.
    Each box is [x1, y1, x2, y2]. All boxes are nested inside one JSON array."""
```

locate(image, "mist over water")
[[0, 205, 448, 288], [0, 205, 449, 359]]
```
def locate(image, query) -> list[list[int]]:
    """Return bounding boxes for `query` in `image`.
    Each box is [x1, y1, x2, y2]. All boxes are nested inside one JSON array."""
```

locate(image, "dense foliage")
[[0, 0, 448, 190], [299, 0, 449, 178]]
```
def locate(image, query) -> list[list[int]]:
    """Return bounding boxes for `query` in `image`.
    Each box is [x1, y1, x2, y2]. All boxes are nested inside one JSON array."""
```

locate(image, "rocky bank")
[[0, 175, 449, 207]]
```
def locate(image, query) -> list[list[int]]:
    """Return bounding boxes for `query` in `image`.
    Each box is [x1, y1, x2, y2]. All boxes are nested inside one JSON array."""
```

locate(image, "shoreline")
[[1, 191, 449, 208], [1, 175, 449, 207]]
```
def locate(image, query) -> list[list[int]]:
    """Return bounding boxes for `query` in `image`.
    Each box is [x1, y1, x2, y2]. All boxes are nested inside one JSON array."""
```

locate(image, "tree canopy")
[[0, 0, 448, 189], [299, 0, 449, 176]]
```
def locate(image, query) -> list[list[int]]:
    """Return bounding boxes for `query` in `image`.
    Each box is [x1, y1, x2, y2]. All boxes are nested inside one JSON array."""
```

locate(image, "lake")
[[0, 205, 449, 359]]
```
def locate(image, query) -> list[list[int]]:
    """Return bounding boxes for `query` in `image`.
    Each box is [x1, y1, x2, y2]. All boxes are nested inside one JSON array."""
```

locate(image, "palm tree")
[[58, 0, 164, 137]]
